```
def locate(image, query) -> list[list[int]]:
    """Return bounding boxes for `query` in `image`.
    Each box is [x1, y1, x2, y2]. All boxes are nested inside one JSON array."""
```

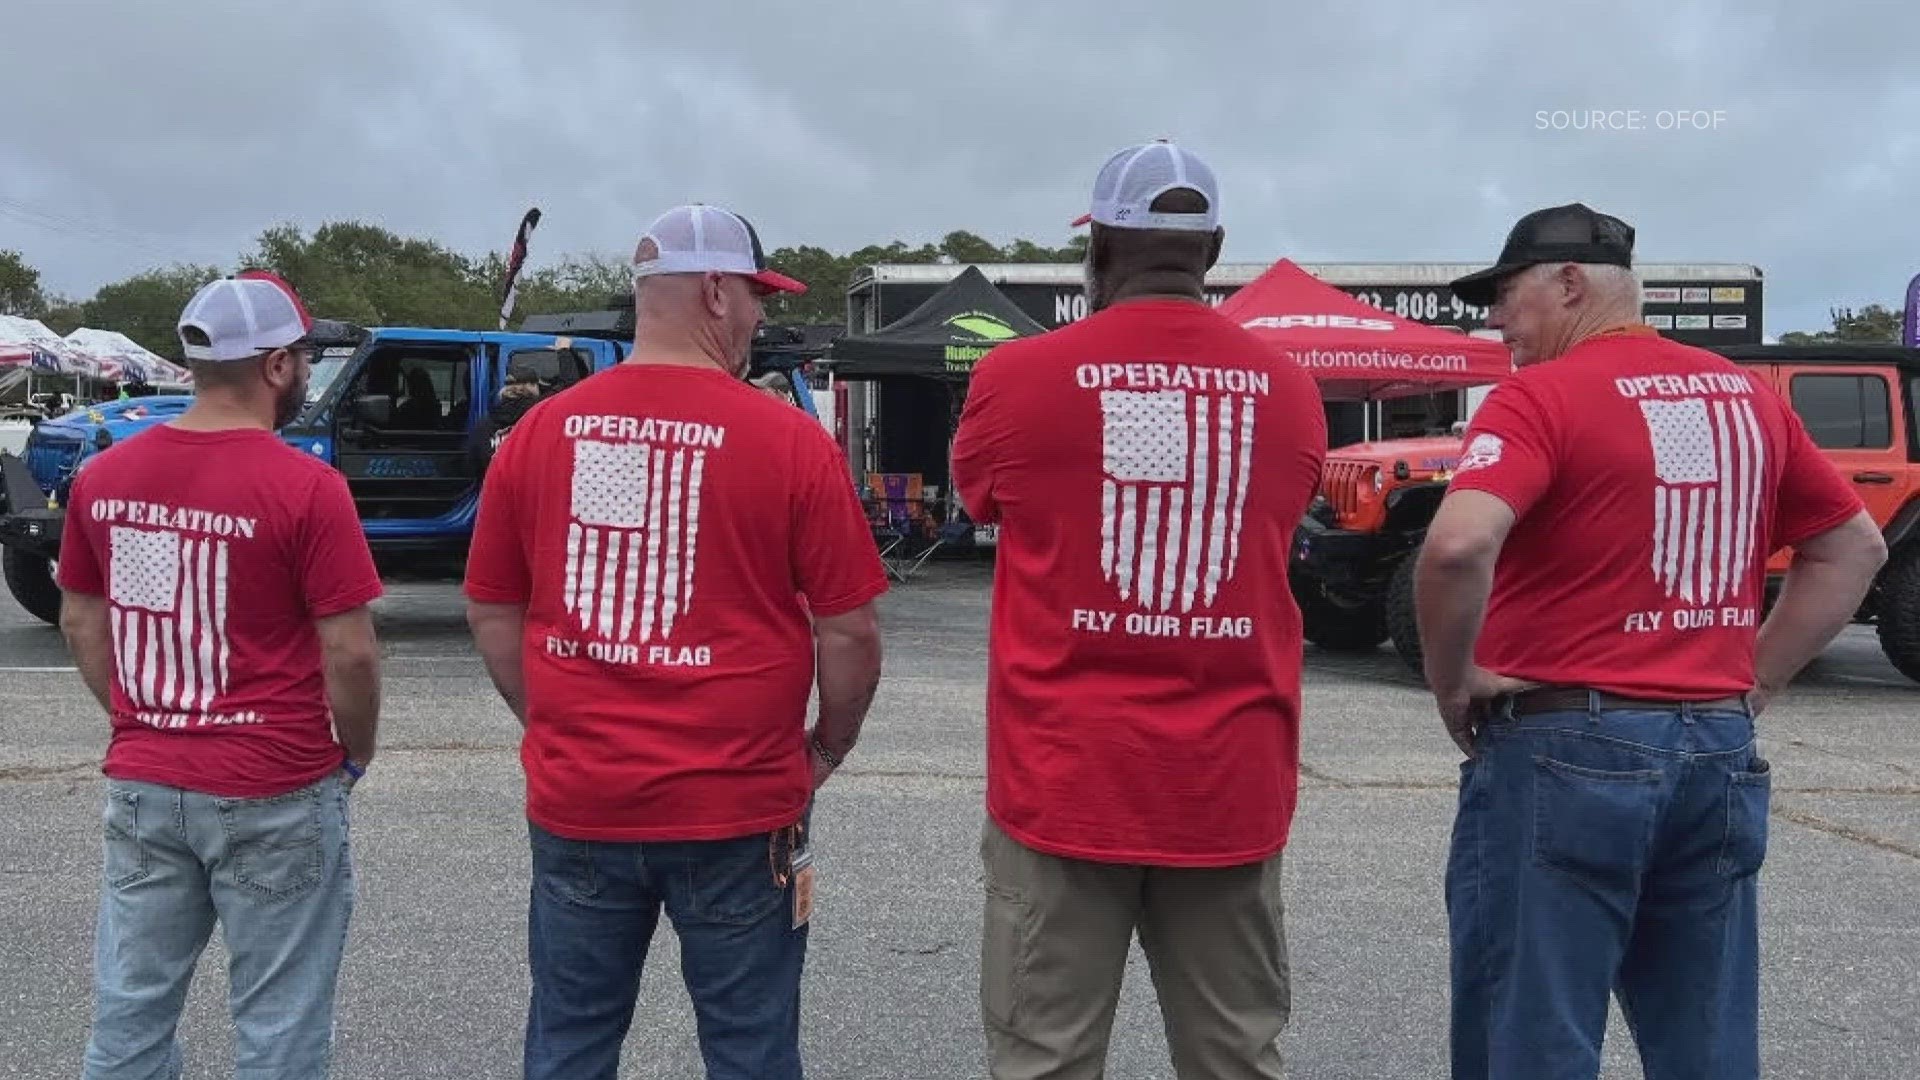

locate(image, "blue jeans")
[[82, 773, 356, 1080], [1446, 695, 1770, 1080], [524, 817, 810, 1080]]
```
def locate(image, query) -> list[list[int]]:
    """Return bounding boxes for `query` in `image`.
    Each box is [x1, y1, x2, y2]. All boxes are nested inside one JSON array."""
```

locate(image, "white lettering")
[[564, 415, 726, 448], [1242, 314, 1396, 332], [647, 645, 713, 667], [1070, 608, 1118, 633], [1614, 372, 1754, 399], [1189, 616, 1254, 639], [589, 641, 641, 664], [1074, 363, 1272, 395], [87, 500, 257, 538], [1124, 613, 1184, 637]]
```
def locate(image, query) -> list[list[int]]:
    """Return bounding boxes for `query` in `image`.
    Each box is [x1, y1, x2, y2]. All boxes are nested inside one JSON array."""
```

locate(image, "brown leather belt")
[[1503, 687, 1749, 716]]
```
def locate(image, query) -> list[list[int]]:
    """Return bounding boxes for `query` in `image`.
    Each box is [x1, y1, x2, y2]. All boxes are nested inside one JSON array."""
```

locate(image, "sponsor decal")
[[1456, 433, 1503, 472]]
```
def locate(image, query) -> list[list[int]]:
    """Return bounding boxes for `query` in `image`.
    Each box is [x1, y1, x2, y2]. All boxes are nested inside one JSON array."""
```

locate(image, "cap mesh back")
[[1100, 144, 1215, 212], [645, 207, 754, 259]]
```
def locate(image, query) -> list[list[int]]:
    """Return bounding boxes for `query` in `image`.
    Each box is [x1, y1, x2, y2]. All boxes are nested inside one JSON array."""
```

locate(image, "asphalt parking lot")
[[2, 563, 1916, 1078]]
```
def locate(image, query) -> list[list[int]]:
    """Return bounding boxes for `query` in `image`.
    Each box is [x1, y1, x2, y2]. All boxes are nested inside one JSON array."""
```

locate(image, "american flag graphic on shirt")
[[1639, 397, 1768, 604], [564, 437, 708, 642], [1099, 390, 1256, 612], [108, 526, 231, 712]]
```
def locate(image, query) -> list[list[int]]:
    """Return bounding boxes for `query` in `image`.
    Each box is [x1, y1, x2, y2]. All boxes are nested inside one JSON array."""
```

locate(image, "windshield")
[[306, 347, 356, 404]]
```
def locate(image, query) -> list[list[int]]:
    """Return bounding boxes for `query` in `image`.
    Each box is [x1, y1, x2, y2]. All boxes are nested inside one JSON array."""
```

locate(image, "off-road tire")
[[1874, 553, 1920, 684], [1296, 580, 1388, 652], [3, 547, 62, 626], [1386, 552, 1424, 679]]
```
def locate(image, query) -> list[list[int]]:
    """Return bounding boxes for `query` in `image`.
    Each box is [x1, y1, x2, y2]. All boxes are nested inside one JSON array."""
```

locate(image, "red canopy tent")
[[1216, 259, 1512, 403]]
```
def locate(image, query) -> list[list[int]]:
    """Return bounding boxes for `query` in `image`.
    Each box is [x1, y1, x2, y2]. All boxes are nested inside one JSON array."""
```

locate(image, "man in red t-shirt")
[[1418, 204, 1887, 1079], [950, 141, 1326, 1079], [56, 272, 383, 1079], [463, 203, 886, 1080]]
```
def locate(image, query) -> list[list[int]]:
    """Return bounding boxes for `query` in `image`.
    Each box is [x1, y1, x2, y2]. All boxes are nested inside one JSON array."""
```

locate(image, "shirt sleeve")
[[1769, 397, 1865, 550], [790, 428, 889, 618], [949, 351, 1011, 524], [1443, 379, 1557, 518], [298, 470, 384, 618], [54, 472, 104, 595], [463, 418, 531, 605]]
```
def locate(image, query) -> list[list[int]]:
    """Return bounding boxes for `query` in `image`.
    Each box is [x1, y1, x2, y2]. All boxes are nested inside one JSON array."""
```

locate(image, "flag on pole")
[[1903, 272, 1920, 348], [499, 207, 542, 330]]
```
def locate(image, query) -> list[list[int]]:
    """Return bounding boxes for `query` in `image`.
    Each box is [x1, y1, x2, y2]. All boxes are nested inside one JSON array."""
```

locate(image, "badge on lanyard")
[[790, 846, 815, 929], [773, 820, 816, 929]]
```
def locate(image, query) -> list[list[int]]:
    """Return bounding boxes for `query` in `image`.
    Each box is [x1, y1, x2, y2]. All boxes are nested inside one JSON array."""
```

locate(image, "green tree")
[[248, 221, 495, 329], [81, 264, 225, 359], [940, 230, 1002, 263], [0, 249, 47, 317], [1778, 304, 1904, 344]]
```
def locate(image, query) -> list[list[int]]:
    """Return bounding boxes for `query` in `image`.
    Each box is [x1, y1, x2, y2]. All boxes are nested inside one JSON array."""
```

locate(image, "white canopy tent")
[[65, 328, 190, 386]]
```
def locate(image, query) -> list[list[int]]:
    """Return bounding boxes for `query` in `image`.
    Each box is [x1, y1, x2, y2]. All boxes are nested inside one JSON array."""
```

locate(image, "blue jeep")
[[0, 315, 825, 624]]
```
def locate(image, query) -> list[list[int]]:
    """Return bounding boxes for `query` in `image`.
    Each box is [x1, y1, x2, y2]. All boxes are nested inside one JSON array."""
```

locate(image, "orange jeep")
[[1290, 344, 1920, 683]]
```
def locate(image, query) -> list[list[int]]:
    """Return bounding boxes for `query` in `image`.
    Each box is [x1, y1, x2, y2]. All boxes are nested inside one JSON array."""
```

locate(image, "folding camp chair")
[[866, 472, 925, 582]]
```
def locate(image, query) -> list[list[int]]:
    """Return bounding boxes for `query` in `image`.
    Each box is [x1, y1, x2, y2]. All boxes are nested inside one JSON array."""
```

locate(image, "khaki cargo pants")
[[980, 819, 1291, 1079]]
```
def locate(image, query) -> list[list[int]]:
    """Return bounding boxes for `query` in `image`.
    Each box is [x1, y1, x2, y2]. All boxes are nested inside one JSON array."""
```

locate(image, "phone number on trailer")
[[1342, 289, 1490, 325]]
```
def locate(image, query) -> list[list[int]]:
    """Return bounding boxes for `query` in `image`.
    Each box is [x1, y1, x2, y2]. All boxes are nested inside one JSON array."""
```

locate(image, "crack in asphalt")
[[1773, 805, 1920, 863]]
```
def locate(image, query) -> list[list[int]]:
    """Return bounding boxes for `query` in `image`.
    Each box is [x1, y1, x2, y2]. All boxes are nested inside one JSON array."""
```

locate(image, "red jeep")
[[1290, 344, 1920, 682]]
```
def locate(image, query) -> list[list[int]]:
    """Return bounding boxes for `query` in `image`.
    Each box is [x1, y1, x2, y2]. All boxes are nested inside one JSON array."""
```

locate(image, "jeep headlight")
[[1371, 468, 1385, 494]]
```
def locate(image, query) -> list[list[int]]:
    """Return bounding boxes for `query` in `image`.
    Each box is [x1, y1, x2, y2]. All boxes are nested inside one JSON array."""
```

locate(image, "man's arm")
[[1750, 511, 1886, 712], [467, 601, 528, 726], [1415, 490, 1534, 753], [59, 592, 115, 714], [317, 606, 382, 768], [808, 601, 882, 787]]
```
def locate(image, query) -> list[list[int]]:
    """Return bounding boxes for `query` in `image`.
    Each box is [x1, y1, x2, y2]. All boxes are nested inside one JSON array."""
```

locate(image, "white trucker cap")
[[1071, 139, 1220, 232], [176, 270, 315, 362], [631, 204, 807, 295]]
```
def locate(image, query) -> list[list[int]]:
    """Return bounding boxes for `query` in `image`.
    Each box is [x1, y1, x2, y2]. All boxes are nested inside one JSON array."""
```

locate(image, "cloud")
[[5, 0, 1918, 335]]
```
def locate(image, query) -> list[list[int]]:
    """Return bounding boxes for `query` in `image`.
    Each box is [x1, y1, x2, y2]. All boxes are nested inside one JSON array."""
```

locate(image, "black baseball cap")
[[1449, 203, 1635, 307]]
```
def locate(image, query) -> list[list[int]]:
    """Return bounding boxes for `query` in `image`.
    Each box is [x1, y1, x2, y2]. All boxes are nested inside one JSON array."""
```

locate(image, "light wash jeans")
[[82, 771, 355, 1080]]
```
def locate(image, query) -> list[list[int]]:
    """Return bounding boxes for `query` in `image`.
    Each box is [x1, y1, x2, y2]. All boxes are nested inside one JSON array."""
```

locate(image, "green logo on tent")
[[942, 310, 1020, 370], [944, 312, 1021, 342]]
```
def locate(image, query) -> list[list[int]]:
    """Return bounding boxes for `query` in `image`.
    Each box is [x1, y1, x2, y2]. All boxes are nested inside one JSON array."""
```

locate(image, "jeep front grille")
[[1322, 460, 1375, 522], [24, 436, 82, 495]]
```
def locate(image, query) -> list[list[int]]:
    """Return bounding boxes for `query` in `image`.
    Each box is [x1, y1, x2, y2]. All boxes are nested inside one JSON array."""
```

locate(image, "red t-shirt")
[[463, 363, 889, 843], [951, 299, 1328, 867], [55, 425, 383, 798], [1448, 326, 1864, 697]]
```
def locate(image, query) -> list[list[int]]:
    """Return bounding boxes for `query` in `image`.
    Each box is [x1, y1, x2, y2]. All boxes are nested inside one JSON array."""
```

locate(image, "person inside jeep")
[[465, 374, 542, 479], [393, 366, 442, 429]]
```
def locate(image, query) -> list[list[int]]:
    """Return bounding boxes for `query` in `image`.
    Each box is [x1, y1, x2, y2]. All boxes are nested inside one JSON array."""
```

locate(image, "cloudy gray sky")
[[8, 0, 1919, 336]]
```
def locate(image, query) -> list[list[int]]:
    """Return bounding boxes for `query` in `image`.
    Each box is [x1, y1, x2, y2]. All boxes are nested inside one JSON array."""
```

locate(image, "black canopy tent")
[[824, 265, 1049, 379], [823, 266, 1049, 494]]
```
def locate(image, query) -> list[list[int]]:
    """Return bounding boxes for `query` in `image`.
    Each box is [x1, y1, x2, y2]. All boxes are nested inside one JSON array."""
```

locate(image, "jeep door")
[[333, 341, 479, 522], [1781, 363, 1916, 530]]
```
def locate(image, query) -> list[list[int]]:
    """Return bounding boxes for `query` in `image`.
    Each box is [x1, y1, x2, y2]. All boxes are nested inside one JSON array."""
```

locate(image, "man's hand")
[[1744, 683, 1776, 719], [1434, 666, 1537, 756]]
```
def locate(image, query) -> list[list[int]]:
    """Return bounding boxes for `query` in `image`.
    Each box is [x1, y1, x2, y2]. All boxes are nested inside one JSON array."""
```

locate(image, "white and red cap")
[[176, 270, 315, 362], [1071, 139, 1220, 232], [631, 204, 807, 295]]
